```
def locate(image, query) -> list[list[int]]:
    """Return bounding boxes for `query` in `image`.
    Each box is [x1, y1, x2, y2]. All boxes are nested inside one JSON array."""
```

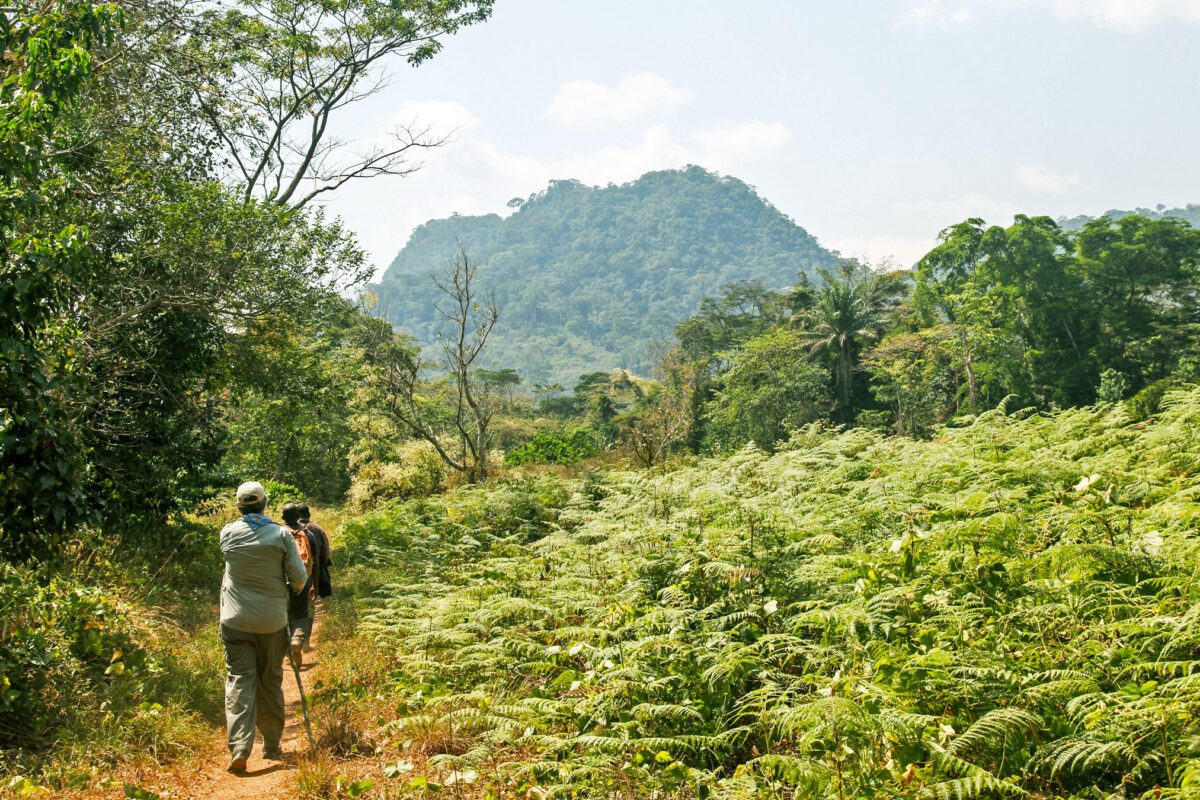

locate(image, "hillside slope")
[[372, 166, 838, 384]]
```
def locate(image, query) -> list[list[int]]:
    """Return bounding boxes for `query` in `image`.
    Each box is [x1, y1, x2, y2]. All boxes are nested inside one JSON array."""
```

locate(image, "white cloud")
[[692, 122, 793, 165], [1050, 0, 1200, 29], [898, 1, 975, 27], [898, 192, 1022, 224], [545, 73, 692, 126], [898, 0, 1200, 30], [1017, 164, 1081, 193], [551, 121, 793, 185], [827, 236, 937, 269]]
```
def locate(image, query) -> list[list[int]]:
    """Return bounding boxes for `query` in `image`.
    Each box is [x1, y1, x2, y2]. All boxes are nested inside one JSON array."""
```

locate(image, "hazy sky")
[[317, 0, 1200, 277]]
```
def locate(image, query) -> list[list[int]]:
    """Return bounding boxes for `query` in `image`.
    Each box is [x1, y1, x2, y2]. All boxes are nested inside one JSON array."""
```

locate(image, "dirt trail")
[[169, 625, 321, 800]]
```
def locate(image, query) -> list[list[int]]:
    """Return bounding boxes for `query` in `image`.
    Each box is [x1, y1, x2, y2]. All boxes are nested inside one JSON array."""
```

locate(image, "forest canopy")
[[372, 166, 839, 384]]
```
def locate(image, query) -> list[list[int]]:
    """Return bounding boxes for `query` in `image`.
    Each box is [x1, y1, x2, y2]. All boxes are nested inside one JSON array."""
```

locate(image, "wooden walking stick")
[[286, 646, 319, 757]]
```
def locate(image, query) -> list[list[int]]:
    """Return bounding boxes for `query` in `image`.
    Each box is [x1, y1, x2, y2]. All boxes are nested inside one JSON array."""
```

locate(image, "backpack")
[[304, 521, 333, 598], [289, 526, 314, 581]]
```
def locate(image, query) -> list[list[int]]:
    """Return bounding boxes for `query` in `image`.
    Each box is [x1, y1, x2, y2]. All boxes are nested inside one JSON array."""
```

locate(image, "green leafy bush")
[[1126, 377, 1173, 419], [261, 479, 304, 504], [0, 564, 152, 749], [346, 440, 447, 512], [1097, 367, 1131, 403], [504, 429, 601, 466]]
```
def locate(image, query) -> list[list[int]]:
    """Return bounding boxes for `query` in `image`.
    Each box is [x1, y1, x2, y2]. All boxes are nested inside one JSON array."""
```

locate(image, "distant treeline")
[[529, 211, 1200, 455]]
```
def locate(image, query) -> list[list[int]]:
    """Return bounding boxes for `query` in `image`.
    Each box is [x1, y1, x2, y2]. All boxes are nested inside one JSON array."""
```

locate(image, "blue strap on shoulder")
[[243, 513, 279, 531]]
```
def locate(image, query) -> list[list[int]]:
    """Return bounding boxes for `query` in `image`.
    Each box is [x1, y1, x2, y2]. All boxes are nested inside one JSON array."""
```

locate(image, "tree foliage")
[[0, 0, 486, 560], [373, 167, 839, 384]]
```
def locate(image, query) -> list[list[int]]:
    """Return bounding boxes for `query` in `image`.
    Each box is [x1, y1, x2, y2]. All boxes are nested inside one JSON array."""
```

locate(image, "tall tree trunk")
[[838, 349, 853, 423], [958, 324, 979, 415]]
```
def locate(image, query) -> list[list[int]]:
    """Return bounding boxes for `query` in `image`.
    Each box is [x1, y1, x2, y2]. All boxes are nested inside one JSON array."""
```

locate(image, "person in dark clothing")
[[298, 503, 332, 600], [280, 503, 317, 666]]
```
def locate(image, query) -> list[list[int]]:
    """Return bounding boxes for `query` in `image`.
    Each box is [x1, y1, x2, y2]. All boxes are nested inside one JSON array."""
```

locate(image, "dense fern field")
[[340, 388, 1200, 800]]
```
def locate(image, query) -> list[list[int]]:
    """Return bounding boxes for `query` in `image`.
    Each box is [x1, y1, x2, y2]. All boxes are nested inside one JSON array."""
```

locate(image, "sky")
[[316, 0, 1200, 278]]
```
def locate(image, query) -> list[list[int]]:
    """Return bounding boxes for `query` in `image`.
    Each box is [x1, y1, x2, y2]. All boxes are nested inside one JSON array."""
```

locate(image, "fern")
[[338, 387, 1200, 800], [946, 707, 1041, 756]]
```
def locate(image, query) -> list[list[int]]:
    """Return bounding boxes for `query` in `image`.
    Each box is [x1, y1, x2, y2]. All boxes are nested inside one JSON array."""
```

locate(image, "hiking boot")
[[263, 746, 284, 761], [228, 756, 248, 774], [291, 641, 303, 669]]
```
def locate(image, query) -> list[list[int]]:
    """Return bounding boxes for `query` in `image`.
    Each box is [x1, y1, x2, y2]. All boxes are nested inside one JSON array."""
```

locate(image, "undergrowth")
[[326, 387, 1200, 799], [0, 501, 320, 797]]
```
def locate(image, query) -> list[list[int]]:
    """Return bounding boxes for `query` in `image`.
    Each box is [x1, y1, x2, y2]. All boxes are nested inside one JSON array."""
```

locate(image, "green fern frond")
[[630, 702, 706, 725], [946, 707, 1041, 756], [921, 774, 1029, 800], [1039, 737, 1136, 777]]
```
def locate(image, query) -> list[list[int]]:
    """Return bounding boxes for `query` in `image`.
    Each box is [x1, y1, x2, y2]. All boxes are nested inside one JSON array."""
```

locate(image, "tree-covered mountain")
[[1058, 202, 1200, 230], [372, 166, 838, 384]]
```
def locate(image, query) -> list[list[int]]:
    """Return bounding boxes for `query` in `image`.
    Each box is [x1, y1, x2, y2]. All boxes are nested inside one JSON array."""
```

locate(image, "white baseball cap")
[[236, 481, 267, 505]]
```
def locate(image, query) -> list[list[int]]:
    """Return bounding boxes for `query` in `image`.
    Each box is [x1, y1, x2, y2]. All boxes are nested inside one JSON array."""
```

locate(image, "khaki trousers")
[[219, 623, 287, 759]]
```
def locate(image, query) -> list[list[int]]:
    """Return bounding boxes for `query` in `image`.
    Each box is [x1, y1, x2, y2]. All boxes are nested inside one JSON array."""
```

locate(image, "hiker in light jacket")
[[219, 481, 307, 774]]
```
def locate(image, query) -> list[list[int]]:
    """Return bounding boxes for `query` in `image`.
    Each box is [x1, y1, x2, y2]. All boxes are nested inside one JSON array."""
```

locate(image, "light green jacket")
[[219, 516, 307, 634]]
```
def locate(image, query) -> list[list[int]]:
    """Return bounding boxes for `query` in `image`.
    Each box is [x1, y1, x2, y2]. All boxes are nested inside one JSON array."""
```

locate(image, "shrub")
[[854, 408, 893, 431], [339, 501, 422, 560], [465, 479, 570, 539], [0, 564, 150, 749], [504, 429, 601, 466], [347, 440, 446, 512], [1097, 368, 1131, 403], [1126, 377, 1172, 419], [261, 479, 303, 504]]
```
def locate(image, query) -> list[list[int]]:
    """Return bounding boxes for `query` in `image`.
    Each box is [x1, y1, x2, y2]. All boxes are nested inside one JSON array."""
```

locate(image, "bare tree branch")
[[172, 0, 493, 208], [365, 246, 500, 482]]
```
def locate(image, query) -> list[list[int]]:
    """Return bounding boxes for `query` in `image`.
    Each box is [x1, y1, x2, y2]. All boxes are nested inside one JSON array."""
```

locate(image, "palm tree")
[[801, 266, 889, 423]]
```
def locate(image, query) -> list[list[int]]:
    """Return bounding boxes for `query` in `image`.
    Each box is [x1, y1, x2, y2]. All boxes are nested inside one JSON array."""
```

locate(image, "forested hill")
[[1058, 202, 1200, 230], [372, 166, 838, 383]]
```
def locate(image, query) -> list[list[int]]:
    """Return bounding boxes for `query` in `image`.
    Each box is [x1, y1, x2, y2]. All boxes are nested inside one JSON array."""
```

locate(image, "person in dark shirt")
[[280, 503, 318, 665], [297, 503, 332, 603]]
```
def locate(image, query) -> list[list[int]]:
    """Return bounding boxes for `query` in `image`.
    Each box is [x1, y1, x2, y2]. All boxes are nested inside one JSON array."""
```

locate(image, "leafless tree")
[[363, 247, 499, 482]]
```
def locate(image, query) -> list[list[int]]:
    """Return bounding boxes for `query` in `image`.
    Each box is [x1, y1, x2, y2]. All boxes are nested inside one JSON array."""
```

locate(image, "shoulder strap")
[[243, 513, 278, 531]]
